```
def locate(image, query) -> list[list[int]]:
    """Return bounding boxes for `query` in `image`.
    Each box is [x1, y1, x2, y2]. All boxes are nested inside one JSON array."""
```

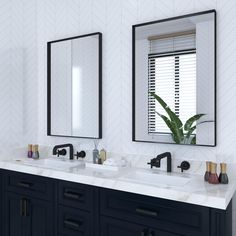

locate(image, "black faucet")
[[53, 144, 74, 160], [147, 152, 172, 172]]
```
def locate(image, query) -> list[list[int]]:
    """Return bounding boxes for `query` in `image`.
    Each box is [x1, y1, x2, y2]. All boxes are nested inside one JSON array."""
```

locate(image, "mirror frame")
[[132, 10, 217, 146], [47, 32, 102, 139]]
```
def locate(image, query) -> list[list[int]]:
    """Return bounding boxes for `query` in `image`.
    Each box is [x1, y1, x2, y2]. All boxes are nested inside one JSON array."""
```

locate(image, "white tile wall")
[[0, 0, 38, 148], [35, 0, 236, 164], [0, 0, 236, 234]]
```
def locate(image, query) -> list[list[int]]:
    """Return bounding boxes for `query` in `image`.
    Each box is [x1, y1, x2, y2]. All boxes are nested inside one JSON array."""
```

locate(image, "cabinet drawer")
[[100, 188, 209, 236], [58, 181, 93, 211], [58, 206, 92, 236], [101, 216, 184, 236], [3, 170, 55, 201]]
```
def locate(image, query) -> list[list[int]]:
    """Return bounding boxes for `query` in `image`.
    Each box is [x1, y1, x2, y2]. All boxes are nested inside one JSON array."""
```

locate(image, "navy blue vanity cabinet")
[[210, 201, 232, 236], [57, 180, 98, 236], [100, 216, 185, 236], [3, 170, 56, 236], [100, 188, 211, 236], [0, 170, 233, 236]]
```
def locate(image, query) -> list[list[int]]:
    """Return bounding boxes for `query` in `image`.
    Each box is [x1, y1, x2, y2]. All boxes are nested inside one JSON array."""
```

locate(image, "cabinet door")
[[101, 216, 148, 236], [4, 192, 54, 236], [29, 197, 54, 236], [4, 193, 26, 236], [100, 216, 184, 236]]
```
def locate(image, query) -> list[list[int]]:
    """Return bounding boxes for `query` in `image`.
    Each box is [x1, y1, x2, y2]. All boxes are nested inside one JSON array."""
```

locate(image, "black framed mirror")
[[47, 32, 102, 139], [132, 10, 216, 146]]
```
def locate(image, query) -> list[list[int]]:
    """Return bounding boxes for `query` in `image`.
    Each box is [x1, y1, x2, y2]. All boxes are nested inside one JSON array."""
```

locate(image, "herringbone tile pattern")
[[0, 0, 235, 163]]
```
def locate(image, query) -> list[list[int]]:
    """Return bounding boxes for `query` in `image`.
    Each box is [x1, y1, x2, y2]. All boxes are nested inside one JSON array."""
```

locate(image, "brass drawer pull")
[[64, 219, 82, 229], [64, 191, 82, 200], [17, 181, 33, 188], [136, 208, 158, 217], [20, 199, 28, 217]]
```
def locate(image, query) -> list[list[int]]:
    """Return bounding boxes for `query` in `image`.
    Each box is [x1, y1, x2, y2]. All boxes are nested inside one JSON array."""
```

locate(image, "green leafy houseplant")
[[149, 92, 212, 145]]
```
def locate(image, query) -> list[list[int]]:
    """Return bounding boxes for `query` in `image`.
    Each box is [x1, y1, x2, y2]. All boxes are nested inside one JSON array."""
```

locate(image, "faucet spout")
[[52, 143, 74, 160], [147, 152, 172, 172]]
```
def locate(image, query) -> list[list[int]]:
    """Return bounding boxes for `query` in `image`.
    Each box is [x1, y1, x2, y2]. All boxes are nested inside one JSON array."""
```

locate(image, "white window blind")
[[148, 33, 196, 134], [150, 33, 196, 54]]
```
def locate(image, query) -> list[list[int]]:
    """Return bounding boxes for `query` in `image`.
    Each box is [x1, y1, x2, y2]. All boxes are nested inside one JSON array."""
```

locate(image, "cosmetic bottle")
[[32, 145, 39, 159], [93, 141, 99, 164], [204, 161, 211, 182], [27, 144, 33, 158], [219, 163, 229, 184], [208, 162, 219, 184]]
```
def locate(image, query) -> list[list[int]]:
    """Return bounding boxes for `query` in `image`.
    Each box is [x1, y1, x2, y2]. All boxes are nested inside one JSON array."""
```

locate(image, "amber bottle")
[[208, 162, 219, 184]]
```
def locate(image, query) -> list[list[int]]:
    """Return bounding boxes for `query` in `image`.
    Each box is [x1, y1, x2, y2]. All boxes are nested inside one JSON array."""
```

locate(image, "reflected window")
[[148, 32, 196, 134]]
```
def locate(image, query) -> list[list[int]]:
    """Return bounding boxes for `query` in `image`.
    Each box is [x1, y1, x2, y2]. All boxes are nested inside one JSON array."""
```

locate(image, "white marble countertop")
[[0, 156, 235, 210]]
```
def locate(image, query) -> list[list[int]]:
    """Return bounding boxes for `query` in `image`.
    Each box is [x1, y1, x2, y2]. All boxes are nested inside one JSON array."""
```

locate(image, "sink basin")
[[120, 170, 190, 187], [16, 158, 80, 171], [15, 158, 121, 176], [75, 162, 121, 178]]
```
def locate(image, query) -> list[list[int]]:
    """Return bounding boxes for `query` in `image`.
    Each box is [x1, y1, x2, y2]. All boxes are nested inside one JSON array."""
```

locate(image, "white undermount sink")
[[120, 170, 191, 187], [15, 158, 80, 171], [15, 158, 121, 174]]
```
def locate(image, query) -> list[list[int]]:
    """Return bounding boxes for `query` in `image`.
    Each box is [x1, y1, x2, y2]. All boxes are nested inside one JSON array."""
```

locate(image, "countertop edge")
[[0, 161, 233, 210]]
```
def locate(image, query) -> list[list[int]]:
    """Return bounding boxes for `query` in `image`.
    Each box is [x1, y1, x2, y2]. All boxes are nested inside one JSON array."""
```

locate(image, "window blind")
[[148, 33, 196, 134], [149, 33, 196, 54]]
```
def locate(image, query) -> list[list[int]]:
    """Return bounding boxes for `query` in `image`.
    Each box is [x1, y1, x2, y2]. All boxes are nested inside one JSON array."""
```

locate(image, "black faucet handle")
[[147, 161, 153, 168], [74, 151, 86, 159], [57, 149, 67, 157], [177, 161, 190, 172], [147, 158, 160, 169]]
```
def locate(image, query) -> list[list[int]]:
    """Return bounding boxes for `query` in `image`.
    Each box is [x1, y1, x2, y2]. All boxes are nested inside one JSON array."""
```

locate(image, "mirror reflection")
[[133, 11, 216, 146], [48, 33, 102, 138]]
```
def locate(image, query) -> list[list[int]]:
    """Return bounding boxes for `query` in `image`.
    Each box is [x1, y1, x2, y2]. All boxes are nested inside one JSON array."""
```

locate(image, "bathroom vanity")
[[0, 166, 233, 236]]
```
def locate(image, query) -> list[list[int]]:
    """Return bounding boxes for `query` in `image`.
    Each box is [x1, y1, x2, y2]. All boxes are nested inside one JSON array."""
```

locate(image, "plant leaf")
[[184, 114, 205, 131], [185, 125, 196, 139], [155, 111, 183, 144], [191, 136, 196, 144], [150, 92, 183, 128]]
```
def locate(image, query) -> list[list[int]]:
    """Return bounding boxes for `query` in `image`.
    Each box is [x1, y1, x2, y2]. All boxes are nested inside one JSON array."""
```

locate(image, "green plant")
[[149, 92, 212, 144]]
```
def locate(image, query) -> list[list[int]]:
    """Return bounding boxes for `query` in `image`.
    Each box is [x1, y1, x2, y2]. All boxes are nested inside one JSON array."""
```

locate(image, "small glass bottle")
[[100, 149, 107, 164], [93, 140, 99, 164], [208, 162, 219, 184], [219, 163, 229, 184], [32, 145, 39, 159], [204, 161, 211, 181], [27, 144, 33, 158]]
